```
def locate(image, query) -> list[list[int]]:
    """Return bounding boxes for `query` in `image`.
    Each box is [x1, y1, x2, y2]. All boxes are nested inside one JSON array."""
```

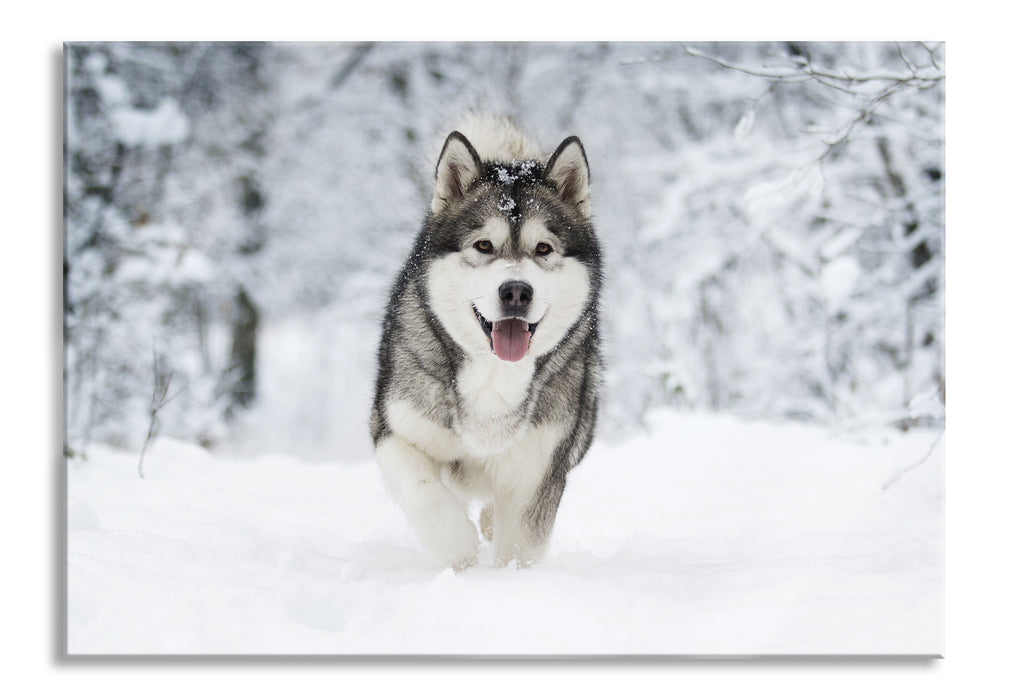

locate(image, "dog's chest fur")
[[386, 354, 541, 464], [454, 354, 537, 457]]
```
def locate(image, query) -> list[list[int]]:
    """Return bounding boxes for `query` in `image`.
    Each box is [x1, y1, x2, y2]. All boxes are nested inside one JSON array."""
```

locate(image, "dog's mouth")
[[473, 306, 539, 362]]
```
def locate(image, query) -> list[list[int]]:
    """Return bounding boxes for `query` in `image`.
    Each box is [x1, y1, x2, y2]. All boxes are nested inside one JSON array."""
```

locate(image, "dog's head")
[[424, 130, 600, 363]]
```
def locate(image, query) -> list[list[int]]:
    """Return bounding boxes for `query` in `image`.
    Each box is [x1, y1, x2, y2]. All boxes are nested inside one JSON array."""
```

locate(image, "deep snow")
[[67, 411, 942, 656]]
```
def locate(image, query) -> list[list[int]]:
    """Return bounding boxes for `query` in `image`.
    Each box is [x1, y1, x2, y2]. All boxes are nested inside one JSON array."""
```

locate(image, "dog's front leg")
[[375, 435, 479, 570], [491, 470, 566, 568]]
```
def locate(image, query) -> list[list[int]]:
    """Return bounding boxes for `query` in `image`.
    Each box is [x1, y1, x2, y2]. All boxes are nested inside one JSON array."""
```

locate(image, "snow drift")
[[67, 411, 943, 656]]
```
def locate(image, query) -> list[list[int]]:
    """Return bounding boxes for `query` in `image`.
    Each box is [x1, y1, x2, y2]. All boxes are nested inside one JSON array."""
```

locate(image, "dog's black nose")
[[499, 280, 533, 313]]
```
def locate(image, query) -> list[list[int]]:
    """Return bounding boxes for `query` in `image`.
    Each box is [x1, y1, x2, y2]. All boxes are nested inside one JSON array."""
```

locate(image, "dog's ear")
[[432, 131, 483, 214], [545, 136, 591, 216]]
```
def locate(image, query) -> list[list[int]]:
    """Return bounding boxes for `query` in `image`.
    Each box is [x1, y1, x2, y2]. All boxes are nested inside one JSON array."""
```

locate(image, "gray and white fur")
[[370, 116, 602, 569]]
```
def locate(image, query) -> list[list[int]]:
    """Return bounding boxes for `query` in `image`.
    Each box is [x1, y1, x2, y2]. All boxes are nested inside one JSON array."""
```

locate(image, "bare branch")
[[809, 79, 909, 166], [330, 42, 375, 89], [882, 427, 944, 491], [137, 346, 178, 479], [679, 45, 810, 82], [919, 42, 943, 72], [895, 43, 916, 77], [679, 44, 943, 91]]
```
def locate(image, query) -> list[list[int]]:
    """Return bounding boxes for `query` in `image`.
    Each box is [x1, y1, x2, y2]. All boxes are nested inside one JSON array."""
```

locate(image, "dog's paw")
[[414, 499, 479, 568], [451, 553, 478, 572], [492, 536, 546, 569]]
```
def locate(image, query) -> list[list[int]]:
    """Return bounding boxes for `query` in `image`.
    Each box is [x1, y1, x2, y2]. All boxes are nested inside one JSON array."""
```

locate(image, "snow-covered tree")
[[65, 42, 276, 448], [64, 42, 944, 455]]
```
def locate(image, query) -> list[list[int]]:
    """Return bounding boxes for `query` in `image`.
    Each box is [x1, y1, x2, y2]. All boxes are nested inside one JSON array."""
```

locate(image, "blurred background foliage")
[[64, 42, 944, 458]]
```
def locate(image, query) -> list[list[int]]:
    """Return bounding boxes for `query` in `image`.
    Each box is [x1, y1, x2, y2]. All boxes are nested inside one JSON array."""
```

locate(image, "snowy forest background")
[[63, 41, 945, 460]]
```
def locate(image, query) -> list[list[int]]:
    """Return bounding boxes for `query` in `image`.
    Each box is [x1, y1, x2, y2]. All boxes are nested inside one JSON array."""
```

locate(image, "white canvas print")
[[64, 41, 944, 656]]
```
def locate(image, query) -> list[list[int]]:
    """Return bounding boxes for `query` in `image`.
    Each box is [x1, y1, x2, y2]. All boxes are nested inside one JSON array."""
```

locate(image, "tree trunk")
[[228, 287, 259, 410]]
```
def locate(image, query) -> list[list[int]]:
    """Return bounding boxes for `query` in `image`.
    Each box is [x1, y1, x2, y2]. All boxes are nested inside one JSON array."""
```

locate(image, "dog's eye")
[[474, 240, 494, 254], [535, 242, 553, 256]]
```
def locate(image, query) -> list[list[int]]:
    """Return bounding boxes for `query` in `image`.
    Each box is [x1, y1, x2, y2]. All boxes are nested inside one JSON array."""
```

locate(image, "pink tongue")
[[491, 318, 531, 362]]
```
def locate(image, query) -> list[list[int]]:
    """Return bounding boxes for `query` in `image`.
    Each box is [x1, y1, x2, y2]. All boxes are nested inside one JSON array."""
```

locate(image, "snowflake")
[[495, 166, 516, 185]]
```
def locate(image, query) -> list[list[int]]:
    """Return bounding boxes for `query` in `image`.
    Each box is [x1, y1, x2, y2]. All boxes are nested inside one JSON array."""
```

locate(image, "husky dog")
[[370, 116, 602, 569]]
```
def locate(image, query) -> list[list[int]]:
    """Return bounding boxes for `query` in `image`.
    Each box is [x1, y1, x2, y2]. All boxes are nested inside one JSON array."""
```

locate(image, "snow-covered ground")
[[66, 411, 942, 656]]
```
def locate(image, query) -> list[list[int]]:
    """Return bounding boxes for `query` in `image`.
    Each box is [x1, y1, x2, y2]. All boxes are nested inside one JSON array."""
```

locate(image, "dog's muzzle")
[[473, 283, 540, 362]]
